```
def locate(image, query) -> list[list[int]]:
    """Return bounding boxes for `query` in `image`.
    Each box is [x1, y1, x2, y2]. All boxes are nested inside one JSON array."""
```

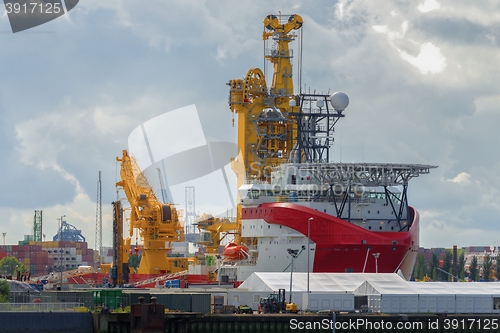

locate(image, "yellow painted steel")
[[116, 150, 185, 274], [229, 14, 303, 246], [195, 214, 239, 254]]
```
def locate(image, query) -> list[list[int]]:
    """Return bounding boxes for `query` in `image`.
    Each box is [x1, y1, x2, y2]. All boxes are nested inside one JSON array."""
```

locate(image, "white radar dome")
[[330, 91, 349, 112]]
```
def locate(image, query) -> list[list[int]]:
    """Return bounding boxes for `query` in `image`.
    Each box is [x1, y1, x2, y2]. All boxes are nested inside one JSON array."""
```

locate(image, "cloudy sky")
[[1, 0, 499, 250]]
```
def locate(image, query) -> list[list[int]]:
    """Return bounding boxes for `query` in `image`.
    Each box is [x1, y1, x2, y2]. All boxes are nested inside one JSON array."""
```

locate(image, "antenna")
[[95, 171, 102, 271], [33, 210, 43, 242], [185, 186, 196, 234]]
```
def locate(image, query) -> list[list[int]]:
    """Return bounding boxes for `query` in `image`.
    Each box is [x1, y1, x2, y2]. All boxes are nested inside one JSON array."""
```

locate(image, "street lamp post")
[[287, 246, 306, 305], [373, 253, 380, 273], [307, 217, 313, 295], [216, 255, 221, 286], [59, 215, 65, 289]]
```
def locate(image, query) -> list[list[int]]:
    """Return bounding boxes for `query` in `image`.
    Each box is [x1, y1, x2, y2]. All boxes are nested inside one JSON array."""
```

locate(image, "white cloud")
[[399, 42, 447, 74], [2, 1, 500, 252], [373, 20, 447, 75], [448, 172, 471, 184], [418, 0, 441, 13]]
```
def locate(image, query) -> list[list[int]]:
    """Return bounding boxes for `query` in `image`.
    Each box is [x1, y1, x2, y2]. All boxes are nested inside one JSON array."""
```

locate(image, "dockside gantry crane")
[[116, 150, 186, 275]]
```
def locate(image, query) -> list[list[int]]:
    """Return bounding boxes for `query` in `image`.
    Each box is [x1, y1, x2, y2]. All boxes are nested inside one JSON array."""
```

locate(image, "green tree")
[[458, 250, 466, 280], [496, 253, 500, 281], [483, 254, 492, 282], [0, 279, 9, 303], [128, 254, 142, 273], [0, 256, 26, 276], [442, 250, 452, 281], [469, 256, 478, 281], [414, 254, 427, 280], [448, 267, 454, 282], [429, 252, 439, 280]]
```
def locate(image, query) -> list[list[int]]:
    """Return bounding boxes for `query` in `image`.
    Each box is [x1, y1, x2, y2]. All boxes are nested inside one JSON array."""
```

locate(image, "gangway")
[[132, 270, 188, 288]]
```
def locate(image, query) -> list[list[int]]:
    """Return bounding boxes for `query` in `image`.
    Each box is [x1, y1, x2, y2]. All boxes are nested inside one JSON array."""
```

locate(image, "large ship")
[[215, 13, 436, 282], [42, 13, 435, 289]]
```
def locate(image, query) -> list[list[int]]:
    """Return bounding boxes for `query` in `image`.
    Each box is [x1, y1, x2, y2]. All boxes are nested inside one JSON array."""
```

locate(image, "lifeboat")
[[223, 242, 248, 260]]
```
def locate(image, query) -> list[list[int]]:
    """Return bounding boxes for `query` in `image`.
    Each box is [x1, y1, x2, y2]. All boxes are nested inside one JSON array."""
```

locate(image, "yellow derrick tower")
[[229, 14, 303, 184], [229, 14, 303, 245], [116, 150, 187, 275]]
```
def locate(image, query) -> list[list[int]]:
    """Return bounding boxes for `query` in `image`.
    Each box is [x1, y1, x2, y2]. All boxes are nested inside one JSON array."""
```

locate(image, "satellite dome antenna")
[[330, 91, 349, 112]]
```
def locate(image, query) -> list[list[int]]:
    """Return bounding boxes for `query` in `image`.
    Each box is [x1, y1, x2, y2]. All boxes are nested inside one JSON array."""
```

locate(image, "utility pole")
[[95, 171, 102, 271], [2, 232, 6, 246]]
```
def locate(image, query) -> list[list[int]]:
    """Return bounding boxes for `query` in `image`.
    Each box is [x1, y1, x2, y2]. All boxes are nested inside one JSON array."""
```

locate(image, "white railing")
[[0, 302, 85, 312]]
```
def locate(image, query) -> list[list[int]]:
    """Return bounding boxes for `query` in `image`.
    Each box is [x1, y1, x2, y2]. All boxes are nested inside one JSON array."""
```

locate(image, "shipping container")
[[167, 294, 192, 312], [92, 290, 124, 309], [164, 280, 181, 288], [191, 294, 211, 313]]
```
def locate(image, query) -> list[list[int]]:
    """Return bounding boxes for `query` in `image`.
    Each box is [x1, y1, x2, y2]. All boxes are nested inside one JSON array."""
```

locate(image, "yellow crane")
[[116, 150, 187, 275], [228, 14, 303, 245], [195, 214, 239, 254]]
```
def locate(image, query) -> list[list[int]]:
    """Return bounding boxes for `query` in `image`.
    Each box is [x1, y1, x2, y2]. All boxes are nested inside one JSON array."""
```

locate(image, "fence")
[[0, 302, 84, 312]]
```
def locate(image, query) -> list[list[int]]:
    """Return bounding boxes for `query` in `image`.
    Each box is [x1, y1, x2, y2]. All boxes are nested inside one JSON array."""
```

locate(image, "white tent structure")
[[238, 272, 404, 293], [355, 280, 500, 314], [236, 272, 500, 314], [236, 272, 406, 311], [442, 283, 493, 314], [355, 279, 418, 313], [408, 282, 456, 313]]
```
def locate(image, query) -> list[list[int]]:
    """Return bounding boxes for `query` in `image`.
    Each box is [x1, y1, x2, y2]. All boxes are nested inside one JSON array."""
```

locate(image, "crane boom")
[[157, 167, 169, 204], [116, 150, 186, 275]]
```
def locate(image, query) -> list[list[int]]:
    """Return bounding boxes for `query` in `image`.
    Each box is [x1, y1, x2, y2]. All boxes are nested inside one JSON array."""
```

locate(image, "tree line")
[[414, 249, 500, 282]]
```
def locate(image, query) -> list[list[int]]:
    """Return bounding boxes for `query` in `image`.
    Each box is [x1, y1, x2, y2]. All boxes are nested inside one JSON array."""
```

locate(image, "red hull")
[[242, 203, 419, 275]]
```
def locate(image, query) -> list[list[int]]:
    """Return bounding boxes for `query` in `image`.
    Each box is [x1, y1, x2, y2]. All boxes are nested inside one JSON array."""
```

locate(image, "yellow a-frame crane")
[[116, 150, 187, 275]]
